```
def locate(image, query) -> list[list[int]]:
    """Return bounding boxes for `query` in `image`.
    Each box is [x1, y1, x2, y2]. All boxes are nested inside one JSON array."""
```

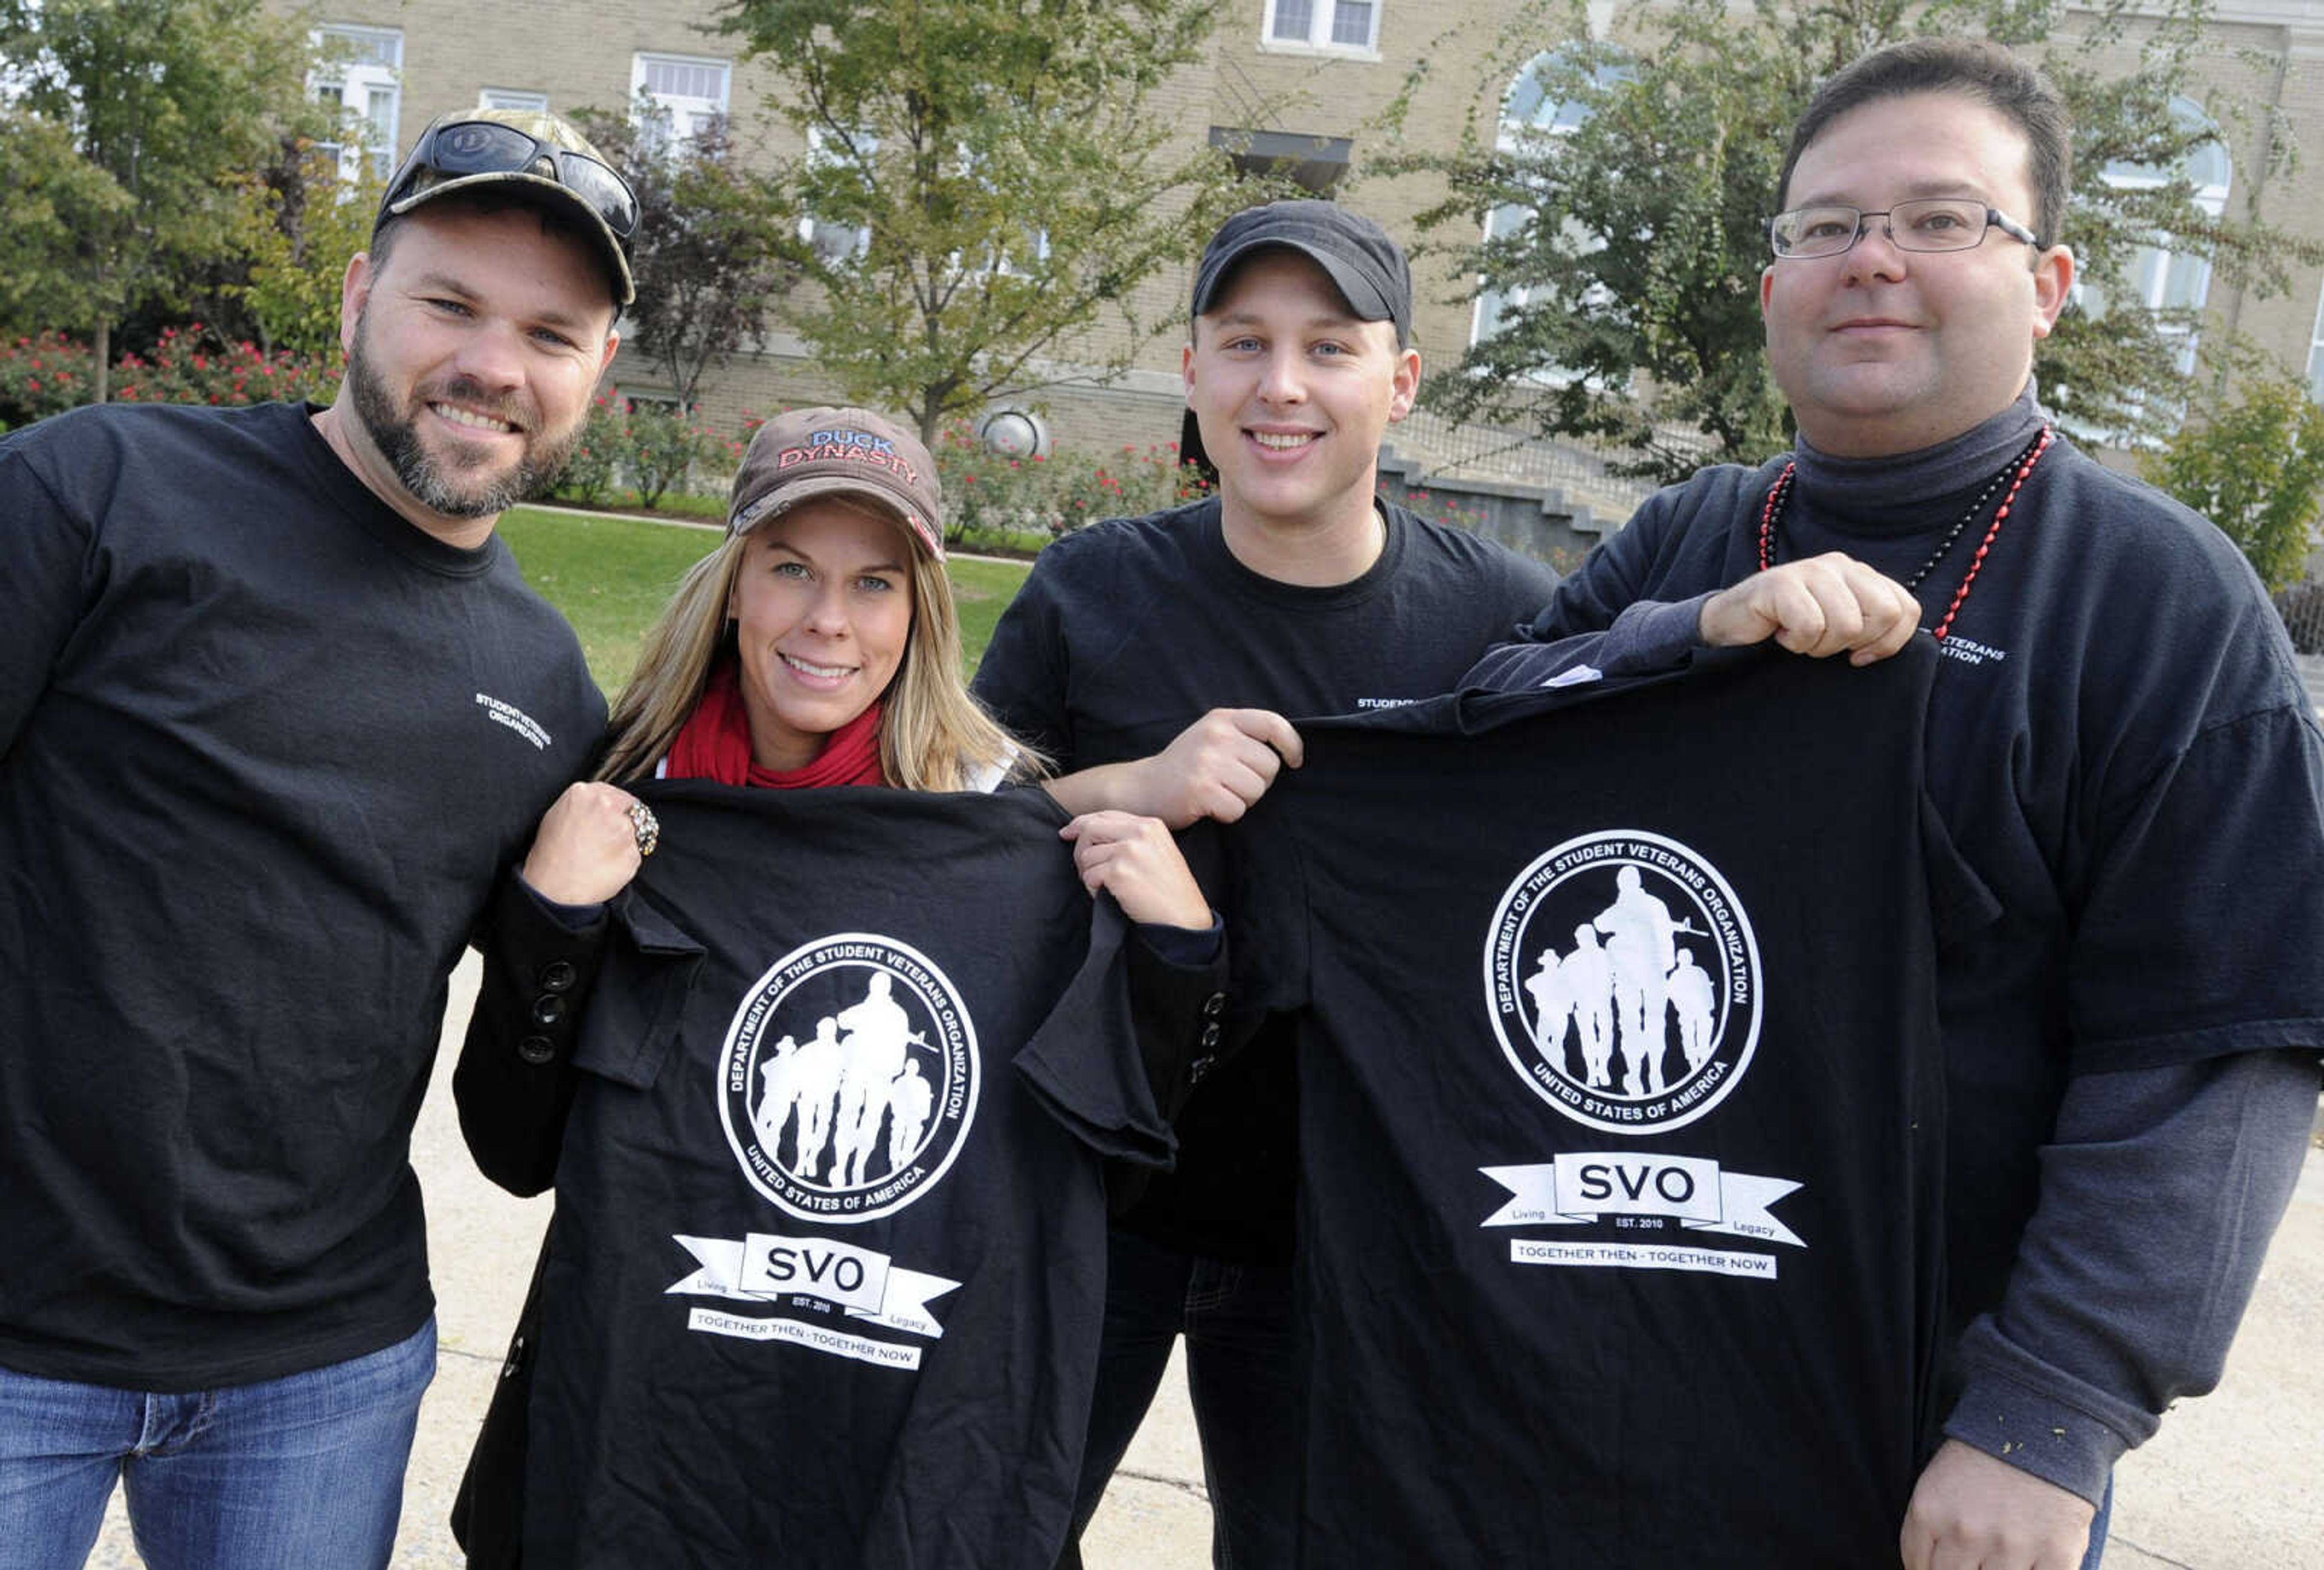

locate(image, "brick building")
[[295, 0, 2324, 468], [300, 0, 1522, 452]]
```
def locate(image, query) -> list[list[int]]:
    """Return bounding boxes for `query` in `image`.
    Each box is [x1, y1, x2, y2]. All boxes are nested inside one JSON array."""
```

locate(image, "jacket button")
[[1201, 991, 1226, 1017], [516, 1036, 556, 1066], [1200, 1022, 1221, 1048], [538, 960, 579, 993], [530, 994, 568, 1026]]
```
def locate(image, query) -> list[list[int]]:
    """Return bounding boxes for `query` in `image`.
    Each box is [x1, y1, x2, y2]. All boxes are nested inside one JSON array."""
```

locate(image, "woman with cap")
[[450, 407, 1219, 1568]]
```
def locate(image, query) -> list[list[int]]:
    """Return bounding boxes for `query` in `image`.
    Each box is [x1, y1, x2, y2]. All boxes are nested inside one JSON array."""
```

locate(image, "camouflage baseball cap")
[[375, 110, 638, 306]]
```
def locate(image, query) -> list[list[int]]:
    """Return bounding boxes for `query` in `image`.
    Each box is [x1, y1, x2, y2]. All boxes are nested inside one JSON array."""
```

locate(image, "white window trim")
[[1469, 49, 1617, 389], [2307, 280, 2324, 406], [479, 88, 550, 113], [311, 24, 403, 183], [2096, 96, 2230, 378], [799, 125, 876, 264], [631, 51, 731, 145], [1258, 0, 1381, 60]]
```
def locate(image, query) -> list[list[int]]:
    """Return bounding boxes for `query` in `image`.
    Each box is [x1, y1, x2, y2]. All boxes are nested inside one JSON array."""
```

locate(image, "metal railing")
[[1387, 409, 1662, 522]]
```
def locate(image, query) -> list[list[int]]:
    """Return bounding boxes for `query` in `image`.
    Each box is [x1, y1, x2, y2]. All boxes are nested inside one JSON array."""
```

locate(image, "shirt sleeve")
[[1943, 1048, 2319, 1502], [1015, 895, 1216, 1168], [455, 875, 610, 1196], [970, 550, 1076, 769], [1463, 596, 1712, 692], [0, 432, 99, 756], [2068, 702, 2324, 1069]]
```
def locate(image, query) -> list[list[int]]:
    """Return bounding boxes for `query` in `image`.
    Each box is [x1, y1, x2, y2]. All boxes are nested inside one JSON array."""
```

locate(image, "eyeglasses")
[[381, 119, 640, 244], [1768, 199, 2040, 260]]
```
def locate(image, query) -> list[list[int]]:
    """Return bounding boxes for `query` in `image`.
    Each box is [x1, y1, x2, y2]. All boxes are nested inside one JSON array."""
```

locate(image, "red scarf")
[[664, 659, 887, 789]]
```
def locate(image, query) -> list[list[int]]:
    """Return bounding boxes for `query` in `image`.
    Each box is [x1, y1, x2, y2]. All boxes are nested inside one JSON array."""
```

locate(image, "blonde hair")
[[595, 501, 1032, 791]]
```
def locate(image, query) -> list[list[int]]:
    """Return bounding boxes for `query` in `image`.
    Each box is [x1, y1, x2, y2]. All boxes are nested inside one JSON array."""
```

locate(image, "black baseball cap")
[[1191, 200, 1413, 343]]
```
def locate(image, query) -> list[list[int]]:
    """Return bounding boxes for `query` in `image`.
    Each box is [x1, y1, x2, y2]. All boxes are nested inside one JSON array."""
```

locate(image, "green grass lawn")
[[497, 506, 1032, 695]]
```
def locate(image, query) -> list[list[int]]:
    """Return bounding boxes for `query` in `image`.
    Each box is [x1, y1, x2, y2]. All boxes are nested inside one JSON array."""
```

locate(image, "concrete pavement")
[[88, 956, 2323, 1566]]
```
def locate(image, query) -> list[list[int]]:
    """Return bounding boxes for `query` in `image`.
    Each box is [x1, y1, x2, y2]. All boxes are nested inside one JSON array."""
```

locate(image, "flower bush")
[[1387, 481, 1495, 536], [0, 328, 343, 430], [932, 421, 1210, 545], [620, 399, 730, 509], [557, 395, 626, 507]]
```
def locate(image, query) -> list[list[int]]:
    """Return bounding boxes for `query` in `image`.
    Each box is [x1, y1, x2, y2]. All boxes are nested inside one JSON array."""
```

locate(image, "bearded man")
[[0, 110, 626, 1569]]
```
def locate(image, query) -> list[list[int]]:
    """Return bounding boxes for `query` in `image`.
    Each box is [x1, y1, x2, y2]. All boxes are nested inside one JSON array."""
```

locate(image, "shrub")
[[113, 324, 344, 409], [0, 332, 97, 427], [621, 400, 727, 509], [556, 394, 626, 507], [931, 421, 1210, 545], [2150, 375, 2324, 594], [1390, 482, 1495, 536], [0, 327, 344, 429]]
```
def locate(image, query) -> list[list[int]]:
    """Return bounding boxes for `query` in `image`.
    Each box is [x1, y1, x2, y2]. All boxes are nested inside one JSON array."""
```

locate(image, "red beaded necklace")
[[1756, 425, 2055, 641]]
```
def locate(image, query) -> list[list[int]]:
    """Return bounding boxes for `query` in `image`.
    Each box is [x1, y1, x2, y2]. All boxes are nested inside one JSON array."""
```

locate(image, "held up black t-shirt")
[[1226, 642, 1957, 1568], [524, 783, 1181, 1569], [971, 498, 1559, 1260]]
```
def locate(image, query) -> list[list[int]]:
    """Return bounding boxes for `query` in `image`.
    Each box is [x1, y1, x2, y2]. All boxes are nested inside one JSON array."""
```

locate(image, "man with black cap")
[[973, 199, 1560, 1566], [0, 110, 628, 1567]]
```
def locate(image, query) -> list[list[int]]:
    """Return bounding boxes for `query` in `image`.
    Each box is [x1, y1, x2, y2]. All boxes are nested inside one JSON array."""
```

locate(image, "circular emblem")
[[1482, 832, 1761, 1135], [717, 933, 978, 1223]]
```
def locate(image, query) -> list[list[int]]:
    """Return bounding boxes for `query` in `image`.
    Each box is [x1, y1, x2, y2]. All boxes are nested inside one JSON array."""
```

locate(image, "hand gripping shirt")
[[520, 782, 1189, 1569], [1224, 642, 1955, 1568], [971, 496, 1560, 1261]]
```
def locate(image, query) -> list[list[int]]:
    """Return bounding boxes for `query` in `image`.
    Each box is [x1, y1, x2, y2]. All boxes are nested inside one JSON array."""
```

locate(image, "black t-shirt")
[[1226, 644, 1953, 1568], [524, 783, 1180, 1569], [971, 498, 1560, 1260], [0, 401, 602, 1388], [1501, 407, 2324, 1383]]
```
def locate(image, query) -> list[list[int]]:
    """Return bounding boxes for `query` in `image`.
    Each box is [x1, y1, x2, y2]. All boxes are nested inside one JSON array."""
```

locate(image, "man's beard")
[[346, 316, 585, 519]]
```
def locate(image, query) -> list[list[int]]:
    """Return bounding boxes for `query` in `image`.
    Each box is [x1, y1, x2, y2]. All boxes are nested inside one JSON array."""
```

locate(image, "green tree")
[[568, 102, 795, 410], [0, 0, 338, 399], [229, 143, 383, 361], [1387, 0, 2324, 482], [2150, 373, 2324, 593], [715, 0, 1276, 442], [0, 111, 136, 338]]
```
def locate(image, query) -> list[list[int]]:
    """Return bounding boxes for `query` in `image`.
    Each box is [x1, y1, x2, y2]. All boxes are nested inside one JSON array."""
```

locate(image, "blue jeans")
[[0, 1317, 435, 1570], [1059, 1230, 1299, 1570], [2081, 1474, 2112, 1570]]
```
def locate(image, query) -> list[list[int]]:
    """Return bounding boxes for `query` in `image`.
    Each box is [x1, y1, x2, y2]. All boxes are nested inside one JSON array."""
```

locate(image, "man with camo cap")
[[0, 109, 631, 1568]]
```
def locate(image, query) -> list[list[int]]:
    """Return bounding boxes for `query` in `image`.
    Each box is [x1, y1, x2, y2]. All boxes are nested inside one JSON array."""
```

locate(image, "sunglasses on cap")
[[382, 119, 640, 243]]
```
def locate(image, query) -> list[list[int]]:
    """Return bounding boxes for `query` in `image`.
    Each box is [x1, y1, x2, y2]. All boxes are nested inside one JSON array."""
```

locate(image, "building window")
[[2095, 96, 2230, 375], [312, 24, 402, 183], [632, 52, 730, 143], [2307, 283, 2324, 405], [1470, 48, 1625, 373], [799, 125, 876, 264], [479, 88, 550, 113], [1262, 0, 1379, 55]]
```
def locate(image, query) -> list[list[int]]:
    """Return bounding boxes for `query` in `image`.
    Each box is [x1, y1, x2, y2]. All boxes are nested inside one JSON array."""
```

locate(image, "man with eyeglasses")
[[1469, 38, 2324, 1570], [0, 109, 629, 1567]]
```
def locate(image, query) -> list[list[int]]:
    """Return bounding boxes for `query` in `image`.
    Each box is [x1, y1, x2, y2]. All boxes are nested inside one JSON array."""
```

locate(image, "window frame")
[[1467, 48, 1623, 388], [310, 23, 404, 183], [2096, 95, 2231, 377], [631, 51, 732, 145], [799, 124, 877, 266], [1259, 0, 1380, 59], [2307, 280, 2324, 406]]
